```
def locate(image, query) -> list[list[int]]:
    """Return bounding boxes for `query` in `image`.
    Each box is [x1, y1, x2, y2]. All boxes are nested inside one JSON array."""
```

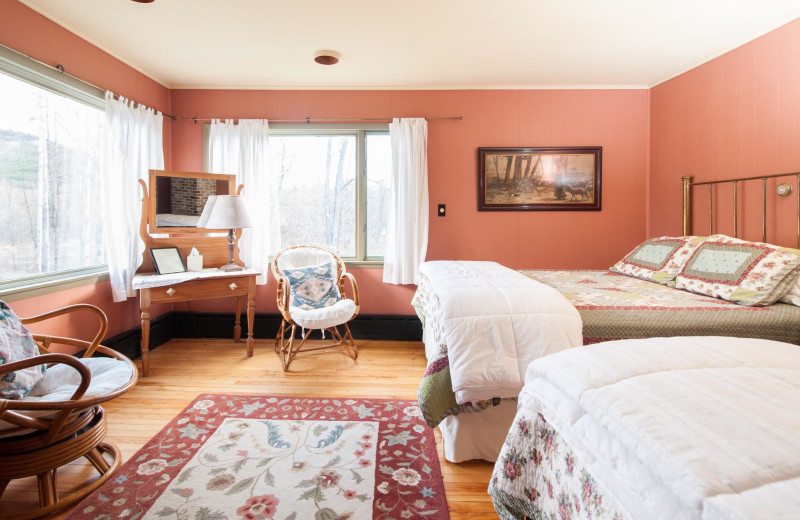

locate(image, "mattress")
[[489, 336, 800, 519]]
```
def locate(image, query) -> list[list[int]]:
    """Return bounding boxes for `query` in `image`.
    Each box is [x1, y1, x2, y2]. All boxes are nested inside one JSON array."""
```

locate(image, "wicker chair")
[[0, 304, 137, 520], [271, 245, 360, 371]]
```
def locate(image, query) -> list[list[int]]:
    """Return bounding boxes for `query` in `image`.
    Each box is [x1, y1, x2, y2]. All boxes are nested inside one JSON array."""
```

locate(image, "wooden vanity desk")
[[134, 170, 256, 377]]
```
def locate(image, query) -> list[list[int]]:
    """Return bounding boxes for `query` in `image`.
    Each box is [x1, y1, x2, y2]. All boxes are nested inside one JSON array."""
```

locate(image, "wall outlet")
[[437, 204, 446, 217]]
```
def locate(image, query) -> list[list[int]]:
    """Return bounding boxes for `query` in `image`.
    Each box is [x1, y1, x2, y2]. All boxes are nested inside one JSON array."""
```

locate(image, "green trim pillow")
[[610, 236, 706, 284], [0, 301, 46, 399], [675, 235, 800, 306], [284, 263, 341, 310]]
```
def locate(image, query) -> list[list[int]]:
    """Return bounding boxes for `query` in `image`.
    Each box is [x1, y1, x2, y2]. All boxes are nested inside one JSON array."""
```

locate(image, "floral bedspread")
[[489, 413, 627, 520]]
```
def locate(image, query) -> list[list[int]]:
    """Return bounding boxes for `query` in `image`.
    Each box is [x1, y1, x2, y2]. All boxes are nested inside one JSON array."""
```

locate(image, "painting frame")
[[478, 146, 602, 211]]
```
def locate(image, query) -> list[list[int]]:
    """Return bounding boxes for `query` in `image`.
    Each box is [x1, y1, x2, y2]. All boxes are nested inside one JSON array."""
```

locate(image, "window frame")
[[204, 123, 390, 268], [0, 44, 108, 299]]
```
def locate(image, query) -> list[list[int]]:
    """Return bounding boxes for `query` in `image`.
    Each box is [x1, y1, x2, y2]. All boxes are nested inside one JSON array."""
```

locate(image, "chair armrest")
[[275, 275, 293, 322], [20, 304, 108, 358], [0, 353, 92, 407], [341, 272, 360, 317]]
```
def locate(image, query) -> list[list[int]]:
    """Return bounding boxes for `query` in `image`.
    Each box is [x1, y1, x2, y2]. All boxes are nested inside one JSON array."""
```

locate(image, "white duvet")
[[519, 336, 800, 520], [419, 261, 582, 403]]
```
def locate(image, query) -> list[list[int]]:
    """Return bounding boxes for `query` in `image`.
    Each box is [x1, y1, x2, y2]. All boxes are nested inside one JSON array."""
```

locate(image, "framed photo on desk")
[[150, 247, 186, 274]]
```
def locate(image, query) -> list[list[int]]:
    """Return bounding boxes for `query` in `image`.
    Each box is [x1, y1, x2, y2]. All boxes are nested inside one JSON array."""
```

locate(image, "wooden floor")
[[2, 338, 498, 519]]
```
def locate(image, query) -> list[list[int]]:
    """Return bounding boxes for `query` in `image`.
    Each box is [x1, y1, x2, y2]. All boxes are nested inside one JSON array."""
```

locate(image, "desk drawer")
[[149, 276, 252, 303]]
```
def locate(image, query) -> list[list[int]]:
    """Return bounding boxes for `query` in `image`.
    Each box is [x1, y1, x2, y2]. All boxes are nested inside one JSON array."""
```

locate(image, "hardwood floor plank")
[[2, 338, 499, 519]]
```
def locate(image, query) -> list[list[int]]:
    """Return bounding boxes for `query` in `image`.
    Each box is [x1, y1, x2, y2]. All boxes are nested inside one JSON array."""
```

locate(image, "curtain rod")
[[0, 43, 176, 120], [182, 116, 463, 123], [54, 65, 178, 120]]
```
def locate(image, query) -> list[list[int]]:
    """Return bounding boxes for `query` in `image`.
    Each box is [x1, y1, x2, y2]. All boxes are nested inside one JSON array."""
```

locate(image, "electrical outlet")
[[437, 204, 446, 217]]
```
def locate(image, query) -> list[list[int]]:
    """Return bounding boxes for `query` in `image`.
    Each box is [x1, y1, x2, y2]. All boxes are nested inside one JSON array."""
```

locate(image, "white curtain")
[[101, 92, 164, 302], [208, 119, 277, 283], [383, 118, 429, 285]]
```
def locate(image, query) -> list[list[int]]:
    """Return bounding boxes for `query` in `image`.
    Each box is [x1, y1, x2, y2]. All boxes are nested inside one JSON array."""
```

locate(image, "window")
[[266, 125, 391, 261], [0, 46, 105, 288]]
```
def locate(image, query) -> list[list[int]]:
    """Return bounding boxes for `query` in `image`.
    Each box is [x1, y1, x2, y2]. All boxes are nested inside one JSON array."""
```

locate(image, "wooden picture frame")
[[149, 247, 186, 275], [478, 146, 602, 211]]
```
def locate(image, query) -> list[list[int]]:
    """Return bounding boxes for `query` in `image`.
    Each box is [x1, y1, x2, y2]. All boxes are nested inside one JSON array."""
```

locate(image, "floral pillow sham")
[[0, 301, 45, 399], [675, 235, 800, 306], [610, 236, 706, 285]]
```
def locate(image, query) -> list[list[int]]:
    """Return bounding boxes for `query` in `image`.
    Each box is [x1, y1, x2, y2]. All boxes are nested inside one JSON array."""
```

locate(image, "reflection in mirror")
[[148, 170, 235, 231]]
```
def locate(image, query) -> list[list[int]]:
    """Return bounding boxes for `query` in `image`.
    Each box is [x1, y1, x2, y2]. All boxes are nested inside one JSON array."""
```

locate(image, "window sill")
[[0, 267, 110, 302], [343, 260, 384, 269]]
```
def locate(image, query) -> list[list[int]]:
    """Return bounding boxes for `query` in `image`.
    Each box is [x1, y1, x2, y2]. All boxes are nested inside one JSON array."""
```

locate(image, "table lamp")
[[197, 195, 254, 272]]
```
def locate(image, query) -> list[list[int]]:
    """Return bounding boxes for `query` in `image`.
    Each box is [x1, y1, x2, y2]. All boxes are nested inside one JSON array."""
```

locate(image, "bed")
[[488, 335, 800, 519], [413, 172, 800, 463]]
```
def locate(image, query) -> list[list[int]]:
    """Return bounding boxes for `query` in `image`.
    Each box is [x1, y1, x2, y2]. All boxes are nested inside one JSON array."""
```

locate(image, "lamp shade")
[[198, 195, 253, 229]]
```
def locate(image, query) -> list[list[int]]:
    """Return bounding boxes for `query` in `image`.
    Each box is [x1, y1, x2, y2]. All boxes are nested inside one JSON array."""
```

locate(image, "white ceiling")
[[18, 0, 800, 90]]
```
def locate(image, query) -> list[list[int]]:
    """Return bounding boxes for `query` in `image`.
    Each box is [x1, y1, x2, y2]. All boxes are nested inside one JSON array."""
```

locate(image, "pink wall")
[[170, 88, 651, 314], [1, 0, 172, 344], [649, 18, 800, 248]]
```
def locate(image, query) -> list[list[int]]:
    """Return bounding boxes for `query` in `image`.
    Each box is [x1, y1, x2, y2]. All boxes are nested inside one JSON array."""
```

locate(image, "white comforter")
[[519, 336, 800, 520], [419, 261, 582, 403]]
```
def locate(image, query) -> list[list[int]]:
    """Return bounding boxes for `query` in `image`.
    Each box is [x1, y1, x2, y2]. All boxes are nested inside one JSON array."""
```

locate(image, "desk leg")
[[234, 296, 242, 343], [140, 289, 151, 377], [246, 276, 255, 357]]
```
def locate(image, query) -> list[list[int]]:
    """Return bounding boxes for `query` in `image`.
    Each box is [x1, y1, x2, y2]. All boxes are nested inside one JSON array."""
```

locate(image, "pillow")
[[610, 236, 706, 284], [779, 277, 800, 306], [675, 235, 800, 306], [0, 301, 46, 399], [284, 262, 341, 310]]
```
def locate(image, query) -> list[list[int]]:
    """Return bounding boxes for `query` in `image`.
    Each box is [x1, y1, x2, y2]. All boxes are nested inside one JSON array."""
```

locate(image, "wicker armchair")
[[271, 245, 360, 370], [0, 304, 137, 519]]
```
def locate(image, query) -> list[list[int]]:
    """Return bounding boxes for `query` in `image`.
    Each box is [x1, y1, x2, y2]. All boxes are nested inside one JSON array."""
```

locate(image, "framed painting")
[[478, 146, 602, 211]]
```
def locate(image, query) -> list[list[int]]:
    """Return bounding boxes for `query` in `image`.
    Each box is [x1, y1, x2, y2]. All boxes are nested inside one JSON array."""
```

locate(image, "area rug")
[[68, 395, 450, 520]]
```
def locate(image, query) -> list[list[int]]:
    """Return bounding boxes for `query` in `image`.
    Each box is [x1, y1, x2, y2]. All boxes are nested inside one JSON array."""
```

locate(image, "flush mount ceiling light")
[[314, 50, 340, 65], [131, 0, 155, 3]]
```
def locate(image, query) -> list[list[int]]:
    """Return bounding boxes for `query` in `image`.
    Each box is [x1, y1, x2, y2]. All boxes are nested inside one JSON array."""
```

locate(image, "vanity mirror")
[[148, 170, 237, 233]]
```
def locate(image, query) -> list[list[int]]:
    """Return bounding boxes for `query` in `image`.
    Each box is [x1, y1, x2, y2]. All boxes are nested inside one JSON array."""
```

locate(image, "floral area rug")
[[68, 395, 450, 520]]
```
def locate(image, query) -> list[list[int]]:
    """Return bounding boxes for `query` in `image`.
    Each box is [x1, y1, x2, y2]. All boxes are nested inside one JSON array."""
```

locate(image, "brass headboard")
[[682, 172, 800, 248]]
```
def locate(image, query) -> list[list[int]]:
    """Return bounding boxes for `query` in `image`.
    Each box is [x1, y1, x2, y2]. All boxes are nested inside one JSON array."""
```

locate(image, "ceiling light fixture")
[[131, 0, 155, 3], [314, 50, 340, 65]]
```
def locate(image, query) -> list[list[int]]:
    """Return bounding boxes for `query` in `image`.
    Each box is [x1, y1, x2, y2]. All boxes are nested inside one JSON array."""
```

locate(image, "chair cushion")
[[675, 234, 800, 306], [284, 262, 342, 310], [290, 299, 357, 330], [0, 301, 45, 399], [0, 357, 135, 435]]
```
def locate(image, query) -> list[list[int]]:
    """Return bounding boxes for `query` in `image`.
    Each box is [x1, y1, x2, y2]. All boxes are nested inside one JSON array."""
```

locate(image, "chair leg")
[[36, 470, 57, 507], [276, 322, 313, 371], [85, 446, 111, 473], [328, 324, 358, 360]]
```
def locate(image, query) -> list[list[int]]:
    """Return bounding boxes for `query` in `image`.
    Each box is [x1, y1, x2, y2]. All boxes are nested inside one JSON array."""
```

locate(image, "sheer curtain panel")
[[209, 119, 277, 283], [383, 118, 429, 285], [101, 92, 164, 302]]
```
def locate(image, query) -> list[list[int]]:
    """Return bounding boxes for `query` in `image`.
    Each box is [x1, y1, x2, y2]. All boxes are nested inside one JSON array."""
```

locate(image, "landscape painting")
[[478, 147, 602, 211]]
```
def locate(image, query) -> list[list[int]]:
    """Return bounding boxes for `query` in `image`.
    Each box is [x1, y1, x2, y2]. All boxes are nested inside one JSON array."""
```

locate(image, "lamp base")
[[218, 262, 244, 272]]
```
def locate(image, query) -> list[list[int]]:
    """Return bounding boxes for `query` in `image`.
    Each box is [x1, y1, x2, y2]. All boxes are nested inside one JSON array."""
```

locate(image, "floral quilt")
[[489, 413, 627, 520]]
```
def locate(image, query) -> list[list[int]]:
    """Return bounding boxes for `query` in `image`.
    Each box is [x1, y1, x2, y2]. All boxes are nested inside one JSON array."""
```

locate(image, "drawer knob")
[[229, 282, 238, 291], [166, 287, 176, 296]]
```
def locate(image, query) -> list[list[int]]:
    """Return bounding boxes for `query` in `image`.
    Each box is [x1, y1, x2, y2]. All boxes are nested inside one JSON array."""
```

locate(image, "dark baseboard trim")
[[104, 312, 422, 359]]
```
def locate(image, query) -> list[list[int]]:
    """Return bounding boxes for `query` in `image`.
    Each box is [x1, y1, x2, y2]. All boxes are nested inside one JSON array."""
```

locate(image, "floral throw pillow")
[[675, 235, 800, 306], [284, 263, 342, 311], [610, 236, 706, 284], [0, 301, 45, 399]]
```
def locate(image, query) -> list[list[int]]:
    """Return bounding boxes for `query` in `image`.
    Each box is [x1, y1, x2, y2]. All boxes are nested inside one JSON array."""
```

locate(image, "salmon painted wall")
[[170, 88, 650, 314], [1, 0, 172, 345], [649, 18, 800, 248]]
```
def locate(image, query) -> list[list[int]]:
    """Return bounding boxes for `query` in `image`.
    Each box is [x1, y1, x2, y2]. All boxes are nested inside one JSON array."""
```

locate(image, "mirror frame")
[[148, 169, 237, 233]]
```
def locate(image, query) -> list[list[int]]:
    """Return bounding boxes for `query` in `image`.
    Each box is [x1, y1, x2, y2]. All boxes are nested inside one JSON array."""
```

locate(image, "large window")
[[269, 126, 390, 261], [0, 47, 105, 287]]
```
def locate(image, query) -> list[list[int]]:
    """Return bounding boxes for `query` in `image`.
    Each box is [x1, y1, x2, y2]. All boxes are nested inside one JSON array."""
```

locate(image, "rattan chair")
[[271, 245, 360, 371], [0, 304, 137, 520]]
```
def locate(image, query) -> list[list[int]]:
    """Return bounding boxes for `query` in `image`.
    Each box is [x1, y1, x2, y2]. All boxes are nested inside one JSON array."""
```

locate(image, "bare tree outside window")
[[0, 72, 104, 283]]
